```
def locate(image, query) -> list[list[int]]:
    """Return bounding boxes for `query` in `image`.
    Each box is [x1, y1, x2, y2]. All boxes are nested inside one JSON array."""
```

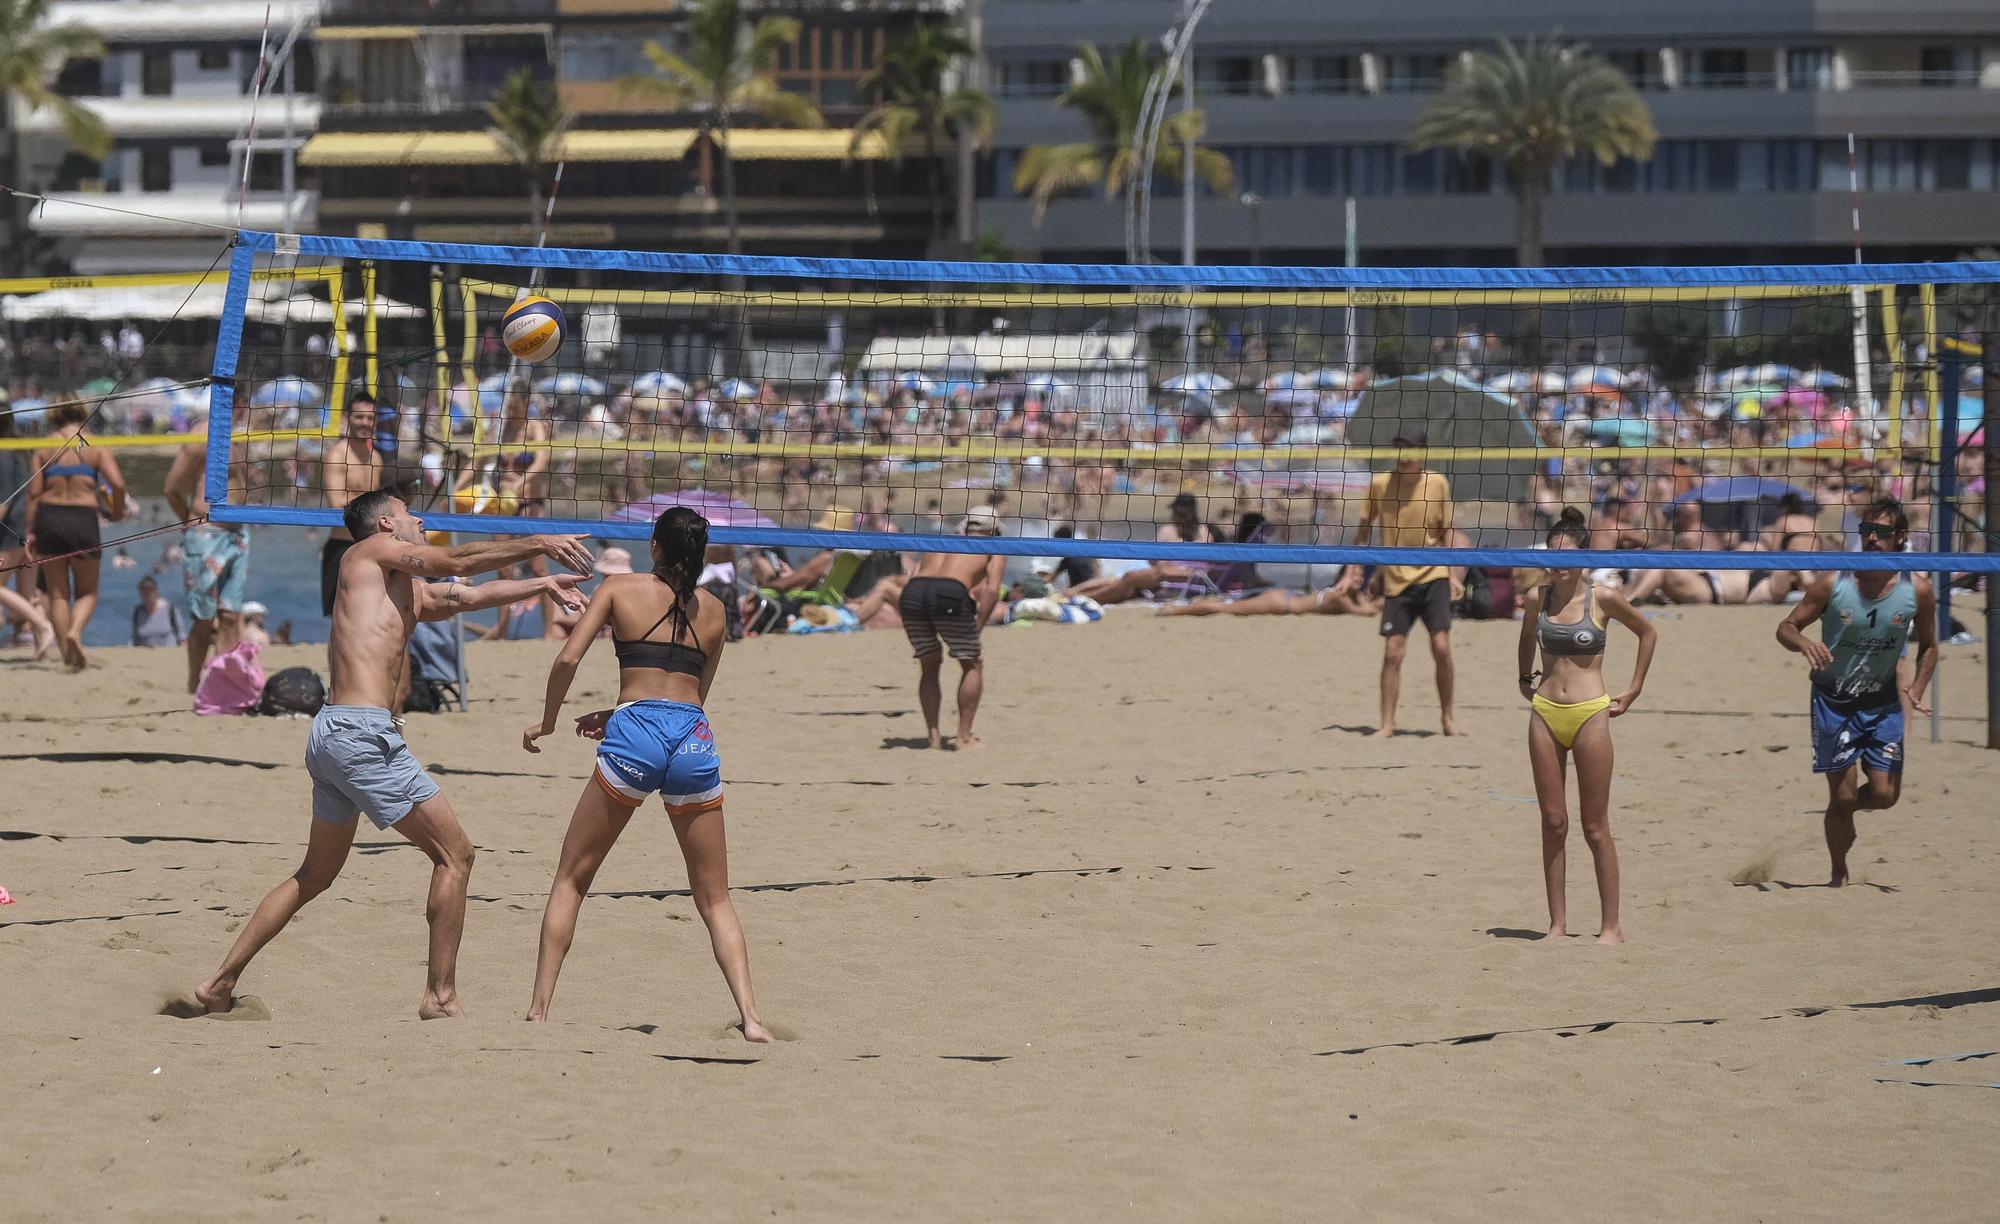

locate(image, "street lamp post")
[[1239, 192, 1262, 264]]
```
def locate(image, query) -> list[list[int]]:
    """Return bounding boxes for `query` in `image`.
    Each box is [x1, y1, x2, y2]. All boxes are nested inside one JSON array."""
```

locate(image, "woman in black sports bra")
[[522, 507, 769, 1040]]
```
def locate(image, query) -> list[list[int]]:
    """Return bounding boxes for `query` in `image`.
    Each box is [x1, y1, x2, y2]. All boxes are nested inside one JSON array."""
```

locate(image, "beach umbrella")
[[1023, 374, 1078, 403], [533, 372, 606, 396], [1566, 365, 1626, 391], [893, 370, 938, 396], [610, 490, 777, 528], [1794, 370, 1852, 390], [249, 377, 324, 409], [1264, 370, 1315, 391], [78, 376, 119, 397], [1162, 371, 1234, 393], [630, 371, 688, 396], [1673, 475, 1809, 506], [1304, 367, 1353, 390], [717, 378, 759, 400]]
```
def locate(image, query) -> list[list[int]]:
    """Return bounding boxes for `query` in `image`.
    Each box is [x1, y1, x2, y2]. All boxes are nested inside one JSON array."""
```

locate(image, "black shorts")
[[31, 503, 100, 560], [898, 576, 982, 661], [1380, 577, 1452, 638], [321, 537, 354, 616]]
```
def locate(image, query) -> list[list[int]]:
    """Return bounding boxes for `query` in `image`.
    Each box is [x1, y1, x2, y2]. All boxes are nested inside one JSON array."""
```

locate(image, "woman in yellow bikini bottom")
[[1517, 508, 1658, 944]]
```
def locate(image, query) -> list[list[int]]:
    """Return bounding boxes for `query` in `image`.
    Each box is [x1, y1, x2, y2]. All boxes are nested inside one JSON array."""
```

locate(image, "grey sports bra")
[[1538, 585, 1607, 657]]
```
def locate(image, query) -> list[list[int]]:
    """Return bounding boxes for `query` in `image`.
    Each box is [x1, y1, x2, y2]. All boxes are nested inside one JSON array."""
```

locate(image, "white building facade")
[[18, 0, 321, 273]]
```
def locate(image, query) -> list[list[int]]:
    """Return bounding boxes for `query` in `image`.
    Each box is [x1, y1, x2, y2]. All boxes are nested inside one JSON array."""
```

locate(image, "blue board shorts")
[[1811, 688, 1905, 776], [307, 705, 441, 829], [595, 700, 724, 816], [182, 524, 248, 621]]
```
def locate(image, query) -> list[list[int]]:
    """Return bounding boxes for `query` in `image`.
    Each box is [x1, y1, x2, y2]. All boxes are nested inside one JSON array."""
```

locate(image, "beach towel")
[[787, 605, 861, 634], [1008, 595, 1104, 625], [193, 640, 265, 716]]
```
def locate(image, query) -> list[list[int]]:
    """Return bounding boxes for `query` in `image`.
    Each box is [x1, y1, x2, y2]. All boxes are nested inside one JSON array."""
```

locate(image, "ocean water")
[[64, 516, 532, 649]]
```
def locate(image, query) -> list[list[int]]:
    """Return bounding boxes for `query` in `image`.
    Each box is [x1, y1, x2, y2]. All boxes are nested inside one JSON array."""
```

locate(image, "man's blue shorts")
[[1811, 688, 1905, 777], [594, 700, 724, 816]]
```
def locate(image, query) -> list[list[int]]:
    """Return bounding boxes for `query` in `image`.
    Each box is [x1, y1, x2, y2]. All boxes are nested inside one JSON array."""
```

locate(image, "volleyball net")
[[206, 230, 2000, 573]]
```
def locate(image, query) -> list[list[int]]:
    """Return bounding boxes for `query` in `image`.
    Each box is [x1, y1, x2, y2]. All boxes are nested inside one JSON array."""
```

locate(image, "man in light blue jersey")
[[1776, 498, 1937, 887]]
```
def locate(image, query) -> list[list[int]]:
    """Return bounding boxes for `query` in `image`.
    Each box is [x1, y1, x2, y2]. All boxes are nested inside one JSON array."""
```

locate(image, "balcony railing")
[[323, 0, 554, 22]]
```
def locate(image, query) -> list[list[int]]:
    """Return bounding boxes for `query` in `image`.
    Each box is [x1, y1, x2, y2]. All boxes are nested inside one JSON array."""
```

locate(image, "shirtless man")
[[320, 395, 384, 617], [896, 506, 1006, 749], [164, 430, 261, 692], [194, 491, 591, 1018]]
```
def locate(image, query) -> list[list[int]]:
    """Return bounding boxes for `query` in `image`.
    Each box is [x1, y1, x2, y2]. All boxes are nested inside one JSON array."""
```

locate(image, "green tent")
[[1345, 370, 1543, 503]]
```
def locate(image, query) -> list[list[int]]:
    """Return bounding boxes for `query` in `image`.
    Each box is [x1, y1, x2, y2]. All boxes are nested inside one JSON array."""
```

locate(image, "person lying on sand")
[[1157, 577, 1377, 618]]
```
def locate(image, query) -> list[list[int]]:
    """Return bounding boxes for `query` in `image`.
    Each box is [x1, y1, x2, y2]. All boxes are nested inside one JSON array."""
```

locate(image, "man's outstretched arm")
[[364, 533, 593, 581]]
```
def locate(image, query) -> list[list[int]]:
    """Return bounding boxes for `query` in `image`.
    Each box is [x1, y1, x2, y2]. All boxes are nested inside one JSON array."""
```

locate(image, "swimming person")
[[1775, 497, 1936, 887], [896, 506, 1007, 749], [522, 507, 770, 1041], [195, 492, 590, 1018], [1516, 508, 1657, 943]]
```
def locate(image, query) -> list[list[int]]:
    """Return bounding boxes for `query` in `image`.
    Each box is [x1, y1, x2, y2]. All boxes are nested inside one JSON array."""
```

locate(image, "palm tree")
[[850, 23, 996, 253], [0, 0, 109, 273], [486, 67, 569, 241], [1010, 41, 1232, 262], [1410, 36, 1655, 266], [623, 0, 823, 257]]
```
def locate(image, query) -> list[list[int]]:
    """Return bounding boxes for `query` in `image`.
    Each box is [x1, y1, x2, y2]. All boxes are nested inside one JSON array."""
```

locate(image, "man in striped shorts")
[[897, 506, 1006, 750]]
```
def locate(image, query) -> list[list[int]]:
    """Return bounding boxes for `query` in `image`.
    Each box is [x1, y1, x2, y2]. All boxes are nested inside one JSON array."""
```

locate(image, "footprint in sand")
[[158, 993, 272, 1021]]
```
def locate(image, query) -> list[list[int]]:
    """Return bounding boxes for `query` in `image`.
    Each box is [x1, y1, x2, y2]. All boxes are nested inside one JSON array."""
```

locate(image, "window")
[[1380, 53, 1449, 93], [1784, 47, 1833, 91], [1605, 50, 1657, 89], [247, 151, 282, 193], [1288, 54, 1359, 95], [562, 30, 654, 83], [1300, 145, 1341, 194], [1702, 140, 1739, 191], [197, 46, 232, 72], [1919, 46, 1977, 87], [1196, 55, 1260, 97], [198, 143, 231, 168], [996, 58, 1069, 98], [1690, 48, 1749, 88], [54, 57, 104, 97], [1930, 140, 1972, 190], [142, 49, 173, 96], [140, 147, 172, 192]]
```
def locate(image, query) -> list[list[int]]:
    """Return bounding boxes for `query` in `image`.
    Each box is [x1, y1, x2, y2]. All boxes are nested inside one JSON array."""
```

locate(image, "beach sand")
[[3, 608, 1996, 1220]]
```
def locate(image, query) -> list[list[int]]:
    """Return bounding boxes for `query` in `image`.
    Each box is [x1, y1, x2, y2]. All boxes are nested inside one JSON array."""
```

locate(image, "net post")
[[1980, 325, 2000, 751], [204, 240, 259, 510], [459, 280, 481, 449], [326, 264, 349, 432], [429, 265, 448, 430], [362, 258, 380, 399], [1935, 353, 1958, 746], [1879, 287, 1906, 455]]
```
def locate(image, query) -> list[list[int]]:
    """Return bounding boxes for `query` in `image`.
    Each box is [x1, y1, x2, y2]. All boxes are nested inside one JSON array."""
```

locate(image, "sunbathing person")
[[1068, 493, 1216, 605], [1159, 576, 1376, 618]]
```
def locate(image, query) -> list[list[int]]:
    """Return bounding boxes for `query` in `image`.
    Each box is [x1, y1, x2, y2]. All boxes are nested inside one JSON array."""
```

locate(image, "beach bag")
[[256, 667, 326, 717], [193, 641, 265, 716]]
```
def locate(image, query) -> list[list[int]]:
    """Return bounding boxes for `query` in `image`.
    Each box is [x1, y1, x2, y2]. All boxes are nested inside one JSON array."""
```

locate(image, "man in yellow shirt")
[[1333, 425, 1463, 737]]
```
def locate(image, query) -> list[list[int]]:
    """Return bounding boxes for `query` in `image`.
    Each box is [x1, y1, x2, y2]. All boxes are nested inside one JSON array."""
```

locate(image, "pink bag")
[[193, 640, 266, 716]]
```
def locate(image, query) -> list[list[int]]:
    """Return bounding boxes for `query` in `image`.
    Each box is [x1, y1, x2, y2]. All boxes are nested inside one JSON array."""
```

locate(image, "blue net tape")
[[235, 229, 2000, 290], [207, 506, 1997, 573]]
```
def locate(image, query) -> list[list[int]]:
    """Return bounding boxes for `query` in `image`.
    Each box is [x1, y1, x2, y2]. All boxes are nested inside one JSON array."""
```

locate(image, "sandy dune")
[[2, 607, 1996, 1220]]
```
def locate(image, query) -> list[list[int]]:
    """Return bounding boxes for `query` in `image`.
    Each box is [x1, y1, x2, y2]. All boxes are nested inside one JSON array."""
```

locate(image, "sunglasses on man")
[[1857, 522, 1900, 539]]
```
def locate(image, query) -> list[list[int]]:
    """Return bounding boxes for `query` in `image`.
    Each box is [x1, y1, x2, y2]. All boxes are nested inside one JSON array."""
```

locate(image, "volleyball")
[[501, 295, 565, 362]]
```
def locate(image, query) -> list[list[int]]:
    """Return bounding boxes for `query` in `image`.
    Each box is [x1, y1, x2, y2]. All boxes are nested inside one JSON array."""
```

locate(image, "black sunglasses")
[[1858, 522, 1900, 538]]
